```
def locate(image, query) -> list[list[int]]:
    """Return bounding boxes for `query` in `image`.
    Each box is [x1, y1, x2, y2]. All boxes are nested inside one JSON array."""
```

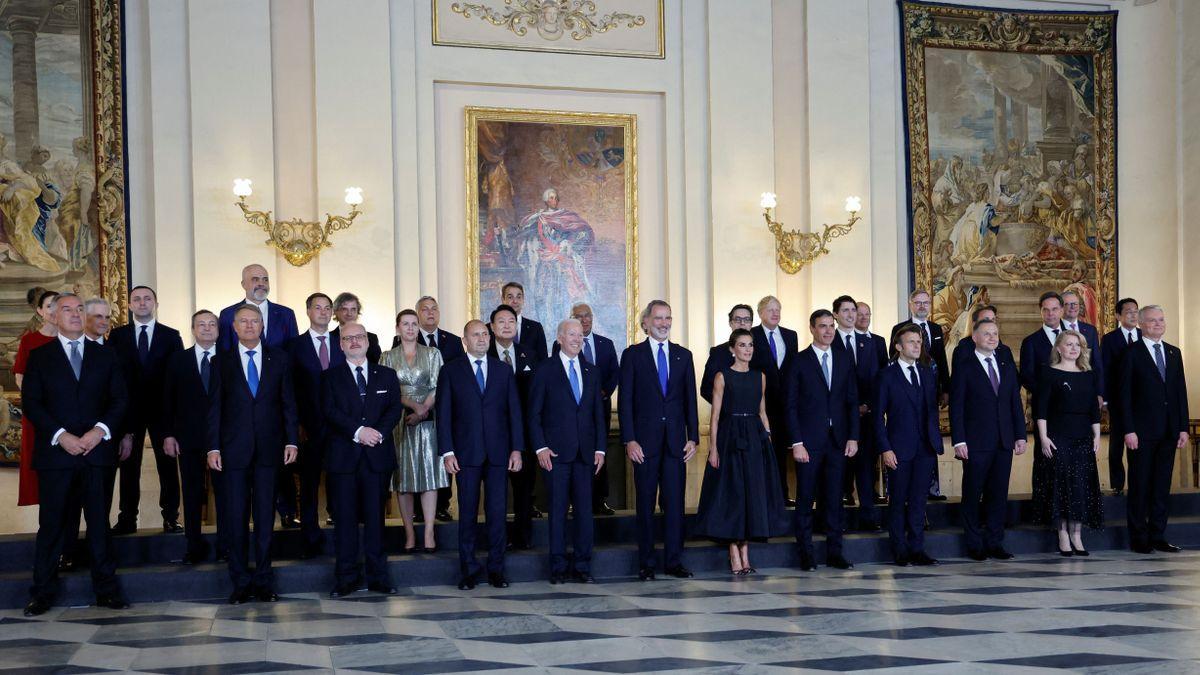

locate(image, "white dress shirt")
[[1122, 327, 1138, 344], [1042, 324, 1062, 344], [953, 349, 1000, 449], [495, 342, 518, 371], [910, 317, 932, 345], [423, 329, 439, 347], [836, 327, 857, 361], [50, 334, 112, 446], [535, 351, 605, 456], [237, 341, 263, 383], [347, 358, 371, 443], [194, 344, 215, 373], [649, 337, 670, 378], [441, 354, 490, 458], [1063, 320, 1081, 333], [133, 318, 157, 348], [1142, 336, 1165, 356], [85, 335, 104, 345], [765, 328, 786, 368], [308, 327, 331, 355], [898, 356, 919, 385], [248, 298, 270, 337]]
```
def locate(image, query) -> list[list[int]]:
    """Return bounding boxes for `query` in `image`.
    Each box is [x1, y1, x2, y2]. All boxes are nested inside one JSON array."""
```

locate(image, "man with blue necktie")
[[619, 300, 699, 581], [750, 296, 799, 504]]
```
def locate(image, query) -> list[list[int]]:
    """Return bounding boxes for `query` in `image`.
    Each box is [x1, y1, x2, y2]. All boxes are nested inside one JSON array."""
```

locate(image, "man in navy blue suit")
[[1101, 297, 1141, 495], [701, 304, 754, 404], [502, 282, 548, 363], [109, 285, 185, 535], [411, 295, 464, 522], [208, 304, 299, 604], [163, 310, 226, 565], [784, 309, 859, 571], [951, 305, 1014, 371], [1060, 290, 1104, 399], [554, 302, 620, 514], [619, 300, 699, 581], [217, 264, 299, 353], [855, 301, 890, 505], [874, 324, 941, 567], [891, 289, 950, 500], [1020, 292, 1066, 465], [1119, 305, 1189, 554], [529, 319, 607, 584], [951, 318, 1027, 561], [489, 304, 539, 549], [832, 295, 884, 530], [322, 322, 404, 597], [439, 320, 525, 590], [284, 292, 345, 556], [751, 295, 799, 503], [22, 294, 129, 617]]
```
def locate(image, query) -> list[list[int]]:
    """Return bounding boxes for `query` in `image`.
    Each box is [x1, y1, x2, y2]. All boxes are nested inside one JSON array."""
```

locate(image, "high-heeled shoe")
[[1058, 547, 1073, 557], [424, 542, 438, 554], [1071, 543, 1089, 557], [403, 543, 417, 555]]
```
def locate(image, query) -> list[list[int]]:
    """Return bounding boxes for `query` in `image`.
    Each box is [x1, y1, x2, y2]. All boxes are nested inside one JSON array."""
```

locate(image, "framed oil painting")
[[466, 106, 637, 354], [0, 0, 129, 465], [900, 1, 1117, 350]]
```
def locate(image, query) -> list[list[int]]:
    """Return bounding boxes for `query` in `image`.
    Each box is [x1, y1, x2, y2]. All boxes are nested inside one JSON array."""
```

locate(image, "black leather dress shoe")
[[638, 567, 656, 581], [549, 572, 567, 585], [785, 498, 797, 508], [329, 585, 355, 598], [910, 552, 939, 566], [860, 522, 882, 532], [488, 573, 510, 588], [1132, 543, 1154, 554], [826, 555, 853, 570], [893, 555, 911, 567], [436, 509, 453, 523], [665, 565, 693, 579], [23, 597, 51, 616], [367, 582, 398, 595], [298, 542, 324, 560], [531, 506, 544, 519], [987, 548, 1014, 561], [96, 595, 130, 610], [594, 501, 616, 516], [928, 494, 948, 502], [256, 588, 280, 602], [181, 552, 203, 565], [57, 554, 76, 572], [163, 520, 184, 534], [457, 575, 477, 590], [966, 549, 988, 561], [229, 588, 251, 604], [1153, 541, 1182, 553], [279, 516, 301, 530], [798, 554, 817, 571], [216, 550, 229, 563], [325, 516, 335, 526], [110, 520, 137, 536], [571, 571, 596, 584]]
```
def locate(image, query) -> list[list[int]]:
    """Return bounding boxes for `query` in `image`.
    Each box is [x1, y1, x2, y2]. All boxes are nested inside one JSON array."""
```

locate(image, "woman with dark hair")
[[14, 289, 58, 506], [693, 328, 789, 574]]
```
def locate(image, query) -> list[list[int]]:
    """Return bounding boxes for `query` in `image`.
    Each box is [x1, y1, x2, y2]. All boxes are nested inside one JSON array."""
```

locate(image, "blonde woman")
[[1033, 329, 1103, 556]]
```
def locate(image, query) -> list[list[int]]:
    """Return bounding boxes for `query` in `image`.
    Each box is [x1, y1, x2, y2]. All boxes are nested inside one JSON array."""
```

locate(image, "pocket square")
[[523, 365, 532, 371], [375, 390, 388, 394]]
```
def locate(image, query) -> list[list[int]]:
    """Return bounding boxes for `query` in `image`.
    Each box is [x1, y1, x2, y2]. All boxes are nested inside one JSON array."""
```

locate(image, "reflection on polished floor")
[[3, 550, 1200, 673]]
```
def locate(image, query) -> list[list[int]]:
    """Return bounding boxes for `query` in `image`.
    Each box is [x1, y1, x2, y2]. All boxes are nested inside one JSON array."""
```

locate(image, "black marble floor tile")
[[276, 633, 433, 646], [556, 608, 688, 619], [844, 626, 996, 640], [464, 630, 610, 644], [984, 652, 1167, 668], [939, 585, 1054, 594], [401, 610, 529, 621], [653, 628, 800, 642], [1031, 624, 1189, 638], [1067, 602, 1197, 613], [98, 635, 253, 649], [215, 611, 361, 623], [767, 655, 952, 670], [635, 589, 761, 599], [792, 587, 905, 597], [0, 667, 116, 674], [0, 638, 78, 648], [725, 605, 859, 618], [153, 662, 323, 675], [354, 660, 541, 673], [569, 657, 740, 672], [54, 613, 193, 626], [901, 603, 1033, 615], [490, 592, 604, 602]]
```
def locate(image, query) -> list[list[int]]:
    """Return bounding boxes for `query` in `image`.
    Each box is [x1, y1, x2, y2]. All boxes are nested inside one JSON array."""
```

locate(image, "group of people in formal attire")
[[14, 264, 1189, 616]]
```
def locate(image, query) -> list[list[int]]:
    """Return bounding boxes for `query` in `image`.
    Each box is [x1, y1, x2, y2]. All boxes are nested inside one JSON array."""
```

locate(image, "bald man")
[[217, 264, 299, 353]]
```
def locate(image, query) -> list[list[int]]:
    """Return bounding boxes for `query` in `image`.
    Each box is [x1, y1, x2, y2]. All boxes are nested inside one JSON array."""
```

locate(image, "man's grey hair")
[[640, 300, 671, 330], [234, 303, 264, 320], [556, 318, 582, 337], [415, 295, 437, 307], [83, 297, 110, 314], [49, 292, 80, 312], [1138, 304, 1165, 321]]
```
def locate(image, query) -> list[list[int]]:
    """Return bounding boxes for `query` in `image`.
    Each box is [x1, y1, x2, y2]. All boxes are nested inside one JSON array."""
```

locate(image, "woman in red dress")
[[13, 290, 58, 506]]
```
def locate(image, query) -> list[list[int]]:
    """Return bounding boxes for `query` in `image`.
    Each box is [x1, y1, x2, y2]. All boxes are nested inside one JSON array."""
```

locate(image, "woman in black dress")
[[1034, 329, 1103, 556], [693, 329, 789, 574]]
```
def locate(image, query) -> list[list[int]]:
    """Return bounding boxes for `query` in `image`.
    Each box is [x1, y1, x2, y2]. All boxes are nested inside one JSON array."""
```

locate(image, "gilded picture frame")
[[465, 106, 638, 352], [900, 1, 1118, 349], [0, 0, 130, 464]]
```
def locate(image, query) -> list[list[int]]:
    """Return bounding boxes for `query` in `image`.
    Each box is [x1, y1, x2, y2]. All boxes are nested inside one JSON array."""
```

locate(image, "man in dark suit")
[[439, 320, 525, 590], [217, 263, 299, 352], [502, 281, 548, 362], [83, 298, 112, 345], [951, 305, 1015, 371], [750, 295, 799, 503], [331, 291, 381, 364], [1119, 305, 1189, 554], [208, 304, 300, 604], [891, 289, 950, 500], [1060, 290, 1104, 396], [784, 309, 859, 571], [109, 286, 185, 536], [951, 318, 1027, 560], [22, 293, 129, 616], [558, 302, 620, 515], [700, 304, 753, 403], [412, 295, 463, 522], [855, 301, 890, 506], [489, 304, 539, 549], [163, 310, 226, 564], [832, 295, 884, 530], [1020, 292, 1066, 465], [874, 324, 942, 567], [284, 292, 345, 555], [619, 300, 699, 581], [1101, 297, 1141, 495], [322, 322, 404, 597], [529, 319, 607, 584]]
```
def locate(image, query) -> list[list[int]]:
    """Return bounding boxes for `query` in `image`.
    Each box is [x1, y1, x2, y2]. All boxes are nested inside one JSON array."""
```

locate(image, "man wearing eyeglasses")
[[700, 304, 754, 404]]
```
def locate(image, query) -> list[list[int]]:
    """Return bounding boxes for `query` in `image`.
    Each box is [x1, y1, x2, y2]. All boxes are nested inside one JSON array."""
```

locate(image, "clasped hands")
[[59, 427, 107, 456]]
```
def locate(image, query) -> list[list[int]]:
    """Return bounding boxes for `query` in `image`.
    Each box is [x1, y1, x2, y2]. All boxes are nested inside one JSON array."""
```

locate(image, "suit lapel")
[[897, 364, 921, 408]]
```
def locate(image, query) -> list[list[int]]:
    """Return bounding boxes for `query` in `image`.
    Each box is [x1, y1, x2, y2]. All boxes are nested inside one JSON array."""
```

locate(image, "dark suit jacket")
[[953, 336, 1014, 373], [109, 321, 184, 440], [527, 356, 606, 463], [782, 346, 859, 453], [436, 354, 524, 466], [617, 340, 699, 456], [1101, 326, 1140, 405], [949, 351, 1025, 452], [320, 362, 404, 474], [331, 325, 381, 364], [1019, 328, 1056, 404], [552, 332, 619, 397], [208, 345, 300, 469], [413, 327, 466, 364], [518, 316, 548, 363], [832, 330, 888, 408], [286, 332, 346, 443], [891, 319, 950, 394], [700, 344, 735, 404], [1064, 320, 1104, 397], [163, 346, 221, 452], [217, 300, 299, 352], [1118, 340, 1189, 440], [750, 324, 798, 422], [873, 361, 941, 461], [22, 338, 128, 470]]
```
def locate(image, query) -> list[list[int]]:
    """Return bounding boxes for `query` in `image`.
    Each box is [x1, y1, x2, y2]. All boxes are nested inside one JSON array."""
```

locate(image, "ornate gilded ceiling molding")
[[450, 0, 646, 42]]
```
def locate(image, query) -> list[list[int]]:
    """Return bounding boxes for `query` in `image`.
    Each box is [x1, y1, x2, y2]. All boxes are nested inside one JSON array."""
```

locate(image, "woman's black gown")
[[1031, 368, 1103, 528]]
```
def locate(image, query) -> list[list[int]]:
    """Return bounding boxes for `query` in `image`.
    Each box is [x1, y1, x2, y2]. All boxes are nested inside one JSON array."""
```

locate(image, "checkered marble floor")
[[5, 551, 1200, 674]]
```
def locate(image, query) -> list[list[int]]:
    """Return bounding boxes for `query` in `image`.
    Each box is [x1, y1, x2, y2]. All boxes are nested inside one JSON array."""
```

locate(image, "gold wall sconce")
[[759, 192, 862, 274], [232, 178, 364, 266]]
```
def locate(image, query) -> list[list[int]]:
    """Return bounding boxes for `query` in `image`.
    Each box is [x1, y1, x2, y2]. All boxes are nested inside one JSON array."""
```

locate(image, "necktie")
[[821, 351, 831, 389], [317, 335, 329, 370], [908, 364, 921, 394], [1154, 343, 1167, 381], [1127, 331, 1135, 346], [985, 356, 1000, 394], [845, 333, 856, 365], [1068, 323, 1076, 332], [768, 330, 778, 365], [200, 350, 211, 393], [656, 342, 668, 396], [583, 337, 594, 365], [68, 340, 82, 379], [246, 350, 259, 397], [569, 359, 581, 404], [428, 332, 437, 349], [1053, 328, 1060, 337], [137, 325, 149, 364], [356, 365, 367, 396], [474, 359, 486, 393], [919, 322, 931, 348], [502, 348, 513, 369]]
